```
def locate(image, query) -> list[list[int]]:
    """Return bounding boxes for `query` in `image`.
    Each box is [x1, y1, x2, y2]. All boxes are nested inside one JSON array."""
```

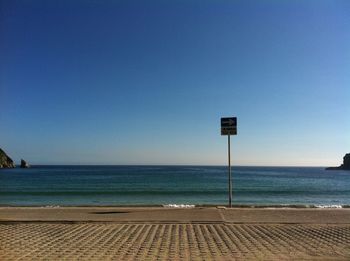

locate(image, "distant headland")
[[326, 153, 350, 170], [0, 148, 30, 168], [0, 148, 15, 168]]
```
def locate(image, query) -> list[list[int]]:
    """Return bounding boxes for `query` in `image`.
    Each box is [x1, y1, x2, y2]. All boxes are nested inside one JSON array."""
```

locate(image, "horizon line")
[[10, 164, 331, 168]]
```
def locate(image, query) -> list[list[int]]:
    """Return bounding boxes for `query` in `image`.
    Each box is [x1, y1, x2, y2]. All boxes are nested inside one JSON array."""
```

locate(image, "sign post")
[[221, 117, 237, 208]]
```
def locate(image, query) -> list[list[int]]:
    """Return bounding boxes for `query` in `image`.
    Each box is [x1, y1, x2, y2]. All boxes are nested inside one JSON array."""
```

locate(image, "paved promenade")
[[1, 207, 350, 260]]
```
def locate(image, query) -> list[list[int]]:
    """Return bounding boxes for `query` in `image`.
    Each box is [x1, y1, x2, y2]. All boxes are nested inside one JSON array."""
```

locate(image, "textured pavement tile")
[[0, 223, 349, 260]]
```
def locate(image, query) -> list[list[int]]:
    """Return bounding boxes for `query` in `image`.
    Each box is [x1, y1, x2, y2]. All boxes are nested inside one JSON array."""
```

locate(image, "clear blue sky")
[[1, 0, 349, 166]]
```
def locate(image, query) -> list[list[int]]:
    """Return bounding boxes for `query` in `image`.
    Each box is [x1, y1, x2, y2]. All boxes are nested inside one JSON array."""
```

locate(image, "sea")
[[1, 166, 350, 207]]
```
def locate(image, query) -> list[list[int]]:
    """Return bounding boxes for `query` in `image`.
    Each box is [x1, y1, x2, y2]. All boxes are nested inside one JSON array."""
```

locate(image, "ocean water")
[[1, 166, 350, 207]]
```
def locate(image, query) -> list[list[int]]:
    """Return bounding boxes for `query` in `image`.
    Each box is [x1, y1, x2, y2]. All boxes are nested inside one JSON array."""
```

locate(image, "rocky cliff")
[[0, 148, 15, 168], [343, 153, 350, 169], [326, 153, 350, 170], [20, 159, 30, 168]]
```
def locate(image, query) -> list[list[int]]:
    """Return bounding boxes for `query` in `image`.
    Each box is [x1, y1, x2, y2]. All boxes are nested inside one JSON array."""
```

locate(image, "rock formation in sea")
[[0, 148, 15, 168], [326, 153, 350, 170], [20, 159, 30, 168]]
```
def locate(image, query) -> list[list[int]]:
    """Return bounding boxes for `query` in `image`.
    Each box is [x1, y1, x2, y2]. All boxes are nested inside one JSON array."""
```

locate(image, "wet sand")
[[1, 207, 350, 260]]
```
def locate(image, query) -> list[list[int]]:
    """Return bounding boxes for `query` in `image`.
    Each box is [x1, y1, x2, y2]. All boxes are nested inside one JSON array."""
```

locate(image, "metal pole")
[[228, 134, 232, 208]]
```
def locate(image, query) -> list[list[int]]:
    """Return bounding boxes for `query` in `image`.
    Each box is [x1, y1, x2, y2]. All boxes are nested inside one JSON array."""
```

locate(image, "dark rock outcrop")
[[0, 148, 15, 168], [344, 153, 350, 169], [20, 159, 30, 168], [326, 153, 350, 170]]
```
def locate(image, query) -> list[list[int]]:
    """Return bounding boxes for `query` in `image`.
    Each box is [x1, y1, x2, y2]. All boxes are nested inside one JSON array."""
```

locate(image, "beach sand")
[[1, 207, 350, 260]]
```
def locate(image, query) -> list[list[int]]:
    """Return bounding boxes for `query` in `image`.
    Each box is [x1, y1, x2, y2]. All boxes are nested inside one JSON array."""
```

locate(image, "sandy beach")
[[1, 207, 350, 260]]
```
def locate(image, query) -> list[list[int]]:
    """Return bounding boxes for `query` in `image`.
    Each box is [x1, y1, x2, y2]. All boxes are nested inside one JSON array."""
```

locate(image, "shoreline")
[[0, 204, 349, 208]]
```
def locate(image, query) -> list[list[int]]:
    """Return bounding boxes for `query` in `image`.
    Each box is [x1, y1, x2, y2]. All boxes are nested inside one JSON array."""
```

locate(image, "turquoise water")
[[1, 166, 350, 206]]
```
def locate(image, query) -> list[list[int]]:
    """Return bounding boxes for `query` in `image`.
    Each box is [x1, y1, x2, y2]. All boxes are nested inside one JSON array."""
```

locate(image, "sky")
[[0, 0, 349, 166]]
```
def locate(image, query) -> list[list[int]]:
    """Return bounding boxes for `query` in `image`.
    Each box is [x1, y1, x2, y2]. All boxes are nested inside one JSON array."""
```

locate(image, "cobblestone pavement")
[[1, 223, 350, 260]]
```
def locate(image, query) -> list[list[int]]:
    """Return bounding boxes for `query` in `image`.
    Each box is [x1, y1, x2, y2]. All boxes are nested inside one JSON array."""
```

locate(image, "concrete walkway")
[[0, 207, 350, 223], [1, 207, 350, 260]]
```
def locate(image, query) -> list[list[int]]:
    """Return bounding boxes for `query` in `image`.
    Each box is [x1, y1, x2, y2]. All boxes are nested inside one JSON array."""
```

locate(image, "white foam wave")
[[163, 204, 195, 208], [315, 205, 343, 209]]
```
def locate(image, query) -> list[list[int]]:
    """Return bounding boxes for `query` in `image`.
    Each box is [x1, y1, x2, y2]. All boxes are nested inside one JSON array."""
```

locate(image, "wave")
[[315, 205, 343, 209], [0, 203, 348, 208], [163, 204, 195, 208]]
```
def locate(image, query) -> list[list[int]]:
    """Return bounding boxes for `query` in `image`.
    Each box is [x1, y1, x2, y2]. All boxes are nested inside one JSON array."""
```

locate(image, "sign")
[[221, 117, 237, 135], [220, 116, 237, 208]]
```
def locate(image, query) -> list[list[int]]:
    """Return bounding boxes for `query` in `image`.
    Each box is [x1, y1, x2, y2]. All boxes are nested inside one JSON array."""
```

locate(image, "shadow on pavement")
[[89, 211, 129, 215]]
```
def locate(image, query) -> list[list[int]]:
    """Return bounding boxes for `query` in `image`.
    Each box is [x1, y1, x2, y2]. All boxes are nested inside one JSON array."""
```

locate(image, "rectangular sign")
[[221, 117, 237, 135]]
